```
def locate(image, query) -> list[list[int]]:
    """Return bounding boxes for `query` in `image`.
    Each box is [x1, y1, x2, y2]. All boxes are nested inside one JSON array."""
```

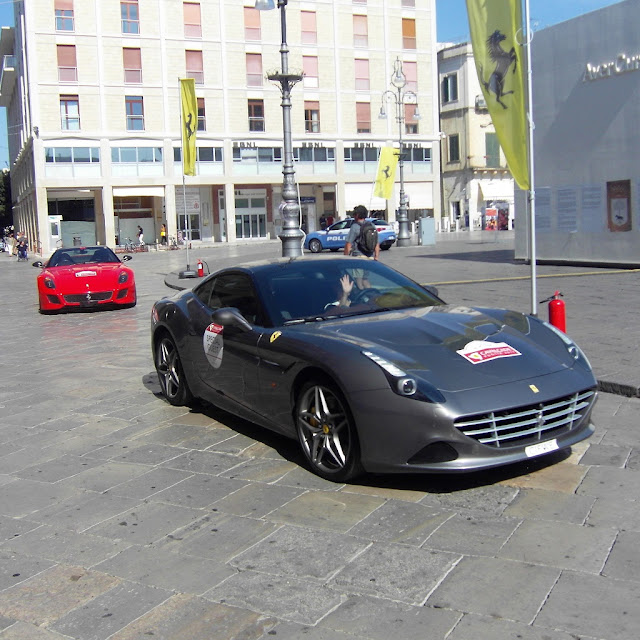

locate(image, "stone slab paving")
[[0, 239, 638, 638]]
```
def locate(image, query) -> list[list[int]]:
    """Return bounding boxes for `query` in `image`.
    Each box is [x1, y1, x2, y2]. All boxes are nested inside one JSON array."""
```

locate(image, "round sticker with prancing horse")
[[203, 323, 224, 369]]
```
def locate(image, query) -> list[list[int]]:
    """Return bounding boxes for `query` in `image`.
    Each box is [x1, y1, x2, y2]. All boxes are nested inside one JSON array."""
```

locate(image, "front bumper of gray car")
[[349, 368, 597, 474]]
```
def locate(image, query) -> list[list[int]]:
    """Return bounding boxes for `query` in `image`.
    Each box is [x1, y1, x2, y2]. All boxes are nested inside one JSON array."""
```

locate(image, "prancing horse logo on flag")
[[480, 30, 518, 109]]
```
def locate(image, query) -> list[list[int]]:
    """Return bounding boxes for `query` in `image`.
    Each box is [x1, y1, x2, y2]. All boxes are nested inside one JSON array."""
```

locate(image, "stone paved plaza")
[[0, 235, 638, 639]]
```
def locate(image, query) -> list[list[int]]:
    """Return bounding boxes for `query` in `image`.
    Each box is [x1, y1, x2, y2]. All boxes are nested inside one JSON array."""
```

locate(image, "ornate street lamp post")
[[255, 0, 304, 257], [379, 58, 420, 247]]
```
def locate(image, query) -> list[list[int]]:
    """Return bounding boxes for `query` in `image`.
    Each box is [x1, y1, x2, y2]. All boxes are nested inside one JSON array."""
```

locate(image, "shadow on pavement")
[[408, 249, 518, 264]]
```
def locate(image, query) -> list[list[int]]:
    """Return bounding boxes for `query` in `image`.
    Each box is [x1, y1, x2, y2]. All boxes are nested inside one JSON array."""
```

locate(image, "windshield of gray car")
[[254, 259, 443, 326]]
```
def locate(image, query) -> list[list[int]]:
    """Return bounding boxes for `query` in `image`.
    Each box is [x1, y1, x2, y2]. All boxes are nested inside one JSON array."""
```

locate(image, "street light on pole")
[[255, 0, 304, 257], [379, 57, 420, 247]]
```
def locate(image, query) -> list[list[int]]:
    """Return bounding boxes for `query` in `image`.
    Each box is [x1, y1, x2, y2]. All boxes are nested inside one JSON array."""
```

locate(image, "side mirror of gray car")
[[211, 307, 253, 332]]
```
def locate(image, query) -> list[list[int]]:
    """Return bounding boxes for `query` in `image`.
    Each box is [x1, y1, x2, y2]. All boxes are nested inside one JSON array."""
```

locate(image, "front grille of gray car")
[[454, 389, 596, 448]]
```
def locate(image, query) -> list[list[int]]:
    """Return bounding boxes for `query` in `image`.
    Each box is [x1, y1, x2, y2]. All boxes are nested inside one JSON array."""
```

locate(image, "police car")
[[304, 218, 396, 253]]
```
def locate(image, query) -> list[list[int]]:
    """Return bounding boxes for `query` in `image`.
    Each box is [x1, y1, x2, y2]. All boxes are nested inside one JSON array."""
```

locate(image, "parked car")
[[304, 218, 396, 253], [33, 246, 136, 313], [151, 256, 597, 482]]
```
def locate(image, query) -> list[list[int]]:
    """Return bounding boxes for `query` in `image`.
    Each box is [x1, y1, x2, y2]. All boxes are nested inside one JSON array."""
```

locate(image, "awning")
[[478, 181, 513, 203], [343, 183, 375, 210], [113, 187, 165, 197], [397, 184, 433, 209]]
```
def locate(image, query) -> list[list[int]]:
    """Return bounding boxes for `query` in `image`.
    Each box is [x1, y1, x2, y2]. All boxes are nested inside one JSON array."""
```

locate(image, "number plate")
[[525, 439, 559, 458]]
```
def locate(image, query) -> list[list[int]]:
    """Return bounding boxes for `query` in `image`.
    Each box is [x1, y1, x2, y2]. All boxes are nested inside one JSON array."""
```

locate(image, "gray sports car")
[[151, 257, 597, 482]]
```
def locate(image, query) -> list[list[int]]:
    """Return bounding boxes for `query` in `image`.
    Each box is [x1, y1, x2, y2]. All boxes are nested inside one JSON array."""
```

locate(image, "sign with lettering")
[[583, 52, 640, 82]]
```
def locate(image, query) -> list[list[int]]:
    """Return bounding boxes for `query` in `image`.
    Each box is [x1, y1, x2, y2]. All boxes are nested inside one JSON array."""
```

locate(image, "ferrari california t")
[[151, 257, 596, 482], [33, 246, 136, 313]]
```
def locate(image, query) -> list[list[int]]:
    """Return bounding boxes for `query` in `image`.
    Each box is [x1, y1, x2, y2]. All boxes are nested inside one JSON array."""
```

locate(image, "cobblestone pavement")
[[0, 235, 638, 640]]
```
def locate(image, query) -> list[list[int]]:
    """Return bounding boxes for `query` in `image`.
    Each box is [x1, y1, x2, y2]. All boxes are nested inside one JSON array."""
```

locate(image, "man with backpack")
[[344, 205, 380, 260]]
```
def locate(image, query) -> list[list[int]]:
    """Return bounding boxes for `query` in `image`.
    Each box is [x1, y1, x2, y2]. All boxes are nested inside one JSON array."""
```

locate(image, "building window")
[[183, 2, 202, 38], [57, 45, 77, 83], [356, 102, 371, 133], [353, 0, 367, 4], [408, 147, 432, 172], [448, 133, 460, 163], [186, 50, 204, 84], [442, 73, 458, 103], [123, 48, 142, 84], [233, 147, 281, 163], [404, 61, 417, 92], [246, 53, 263, 87], [303, 56, 318, 88], [111, 147, 163, 163], [402, 18, 416, 49], [344, 146, 379, 162], [121, 0, 140, 34], [174, 147, 223, 163], [402, 0, 415, 7], [197, 97, 206, 131], [244, 7, 261, 41], [485, 132, 500, 168], [353, 15, 368, 48], [125, 96, 144, 130], [301, 11, 317, 45], [354, 58, 370, 91], [404, 104, 419, 134], [294, 147, 335, 162], [248, 99, 265, 132], [60, 95, 80, 130], [45, 147, 100, 163], [304, 101, 320, 133], [55, 0, 74, 31]]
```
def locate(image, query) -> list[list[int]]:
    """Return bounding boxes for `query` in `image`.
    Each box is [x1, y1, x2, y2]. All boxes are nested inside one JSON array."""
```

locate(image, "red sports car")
[[33, 246, 136, 313]]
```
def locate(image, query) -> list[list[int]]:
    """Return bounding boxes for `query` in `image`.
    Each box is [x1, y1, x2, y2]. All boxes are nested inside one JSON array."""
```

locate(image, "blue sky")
[[436, 0, 624, 43]]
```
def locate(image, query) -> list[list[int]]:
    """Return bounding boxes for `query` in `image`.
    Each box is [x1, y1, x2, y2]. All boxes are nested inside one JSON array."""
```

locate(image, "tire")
[[308, 238, 323, 253], [154, 334, 192, 406], [295, 380, 363, 482], [380, 244, 391, 251]]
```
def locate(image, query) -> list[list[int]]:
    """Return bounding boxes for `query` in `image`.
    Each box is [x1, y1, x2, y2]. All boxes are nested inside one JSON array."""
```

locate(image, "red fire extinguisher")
[[547, 291, 566, 332], [197, 258, 204, 278]]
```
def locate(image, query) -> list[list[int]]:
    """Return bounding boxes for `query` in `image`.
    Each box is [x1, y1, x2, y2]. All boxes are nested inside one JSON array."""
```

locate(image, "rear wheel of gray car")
[[155, 335, 192, 406], [308, 238, 323, 253], [295, 380, 363, 482]]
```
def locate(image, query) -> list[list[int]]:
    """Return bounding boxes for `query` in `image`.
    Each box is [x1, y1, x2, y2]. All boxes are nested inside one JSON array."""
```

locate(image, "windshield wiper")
[[282, 316, 328, 325]]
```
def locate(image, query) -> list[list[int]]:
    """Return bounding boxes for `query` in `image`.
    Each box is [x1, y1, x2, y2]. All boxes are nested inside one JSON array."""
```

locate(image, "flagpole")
[[524, 0, 537, 316], [179, 81, 191, 272]]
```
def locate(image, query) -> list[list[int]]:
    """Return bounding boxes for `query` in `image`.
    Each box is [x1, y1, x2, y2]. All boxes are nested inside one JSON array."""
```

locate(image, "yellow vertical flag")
[[466, 0, 529, 189], [180, 78, 197, 176], [374, 147, 399, 199]]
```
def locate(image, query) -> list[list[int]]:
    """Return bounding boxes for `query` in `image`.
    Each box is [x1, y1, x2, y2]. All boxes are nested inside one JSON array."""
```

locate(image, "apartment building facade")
[[0, 0, 441, 254], [438, 42, 514, 231]]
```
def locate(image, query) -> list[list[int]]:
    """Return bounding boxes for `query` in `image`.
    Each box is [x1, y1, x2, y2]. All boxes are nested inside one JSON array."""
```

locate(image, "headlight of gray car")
[[362, 351, 445, 403], [542, 321, 592, 369]]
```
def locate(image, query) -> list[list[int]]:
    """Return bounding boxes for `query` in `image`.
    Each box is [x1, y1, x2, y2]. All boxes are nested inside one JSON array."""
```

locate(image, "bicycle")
[[124, 237, 147, 253], [167, 236, 180, 250]]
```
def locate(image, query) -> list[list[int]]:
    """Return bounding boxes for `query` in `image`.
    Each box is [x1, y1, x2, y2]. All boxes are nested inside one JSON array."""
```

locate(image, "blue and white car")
[[304, 218, 397, 253]]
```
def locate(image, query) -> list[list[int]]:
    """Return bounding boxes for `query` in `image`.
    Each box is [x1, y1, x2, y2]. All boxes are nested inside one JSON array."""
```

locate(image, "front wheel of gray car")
[[155, 335, 192, 406], [295, 380, 363, 482]]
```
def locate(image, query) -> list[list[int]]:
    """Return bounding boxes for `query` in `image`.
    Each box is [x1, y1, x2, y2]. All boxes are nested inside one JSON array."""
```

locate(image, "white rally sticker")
[[525, 439, 559, 458], [203, 323, 224, 369], [75, 270, 97, 277], [457, 340, 522, 365]]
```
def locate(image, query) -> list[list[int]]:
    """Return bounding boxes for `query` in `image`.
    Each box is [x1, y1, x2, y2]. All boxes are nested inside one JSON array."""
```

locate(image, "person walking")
[[160, 224, 167, 245], [343, 205, 379, 260], [137, 225, 144, 246]]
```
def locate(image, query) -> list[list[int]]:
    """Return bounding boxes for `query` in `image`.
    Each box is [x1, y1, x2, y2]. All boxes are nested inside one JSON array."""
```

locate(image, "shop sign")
[[583, 52, 640, 82]]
